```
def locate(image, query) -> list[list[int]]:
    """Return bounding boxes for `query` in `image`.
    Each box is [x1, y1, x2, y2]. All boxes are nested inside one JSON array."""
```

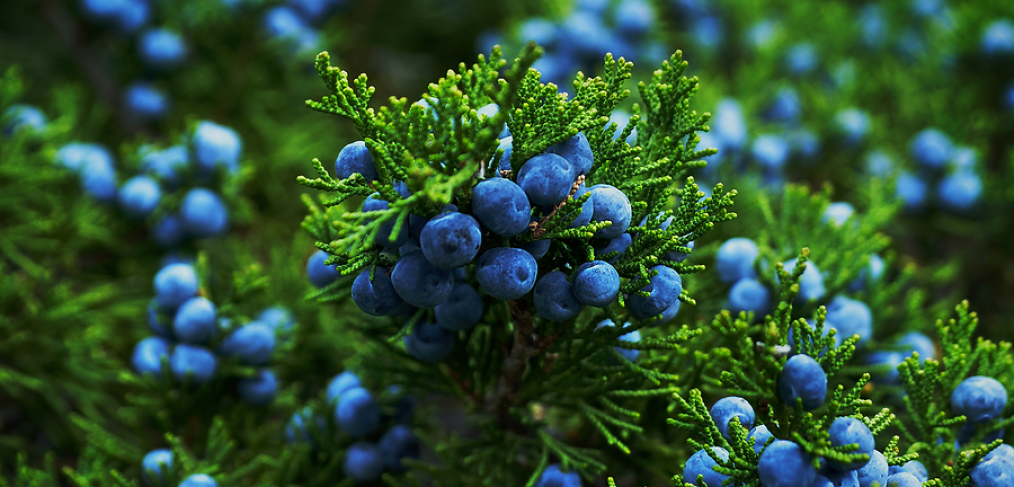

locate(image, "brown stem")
[[529, 174, 585, 238]]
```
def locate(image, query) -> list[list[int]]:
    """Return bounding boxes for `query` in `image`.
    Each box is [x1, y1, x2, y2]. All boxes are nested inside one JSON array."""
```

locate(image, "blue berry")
[[628, 265, 682, 319], [716, 238, 759, 284], [517, 153, 574, 206], [392, 250, 453, 308], [258, 306, 294, 332], [848, 254, 885, 292], [117, 176, 161, 219], [888, 461, 928, 482], [589, 184, 632, 239], [472, 178, 532, 237], [895, 171, 928, 211], [858, 5, 887, 47], [572, 260, 620, 307], [180, 188, 228, 238], [193, 121, 241, 174], [885, 473, 921, 487], [519, 18, 557, 47], [534, 271, 584, 322], [379, 425, 420, 473], [823, 202, 855, 227], [476, 103, 510, 138], [420, 212, 481, 269], [764, 87, 801, 123], [124, 83, 169, 121], [173, 297, 217, 344], [140, 145, 188, 187], [3, 104, 47, 134], [55, 143, 111, 172], [950, 146, 979, 170], [142, 449, 173, 487], [785, 43, 818, 75], [147, 299, 173, 337], [221, 322, 275, 365], [307, 250, 340, 288], [80, 154, 118, 203], [728, 277, 770, 316], [334, 140, 377, 182], [138, 28, 187, 69], [789, 129, 819, 160], [561, 11, 610, 59], [343, 442, 384, 482], [404, 321, 454, 362], [951, 376, 1008, 424], [780, 258, 826, 302], [856, 450, 889, 487], [778, 354, 827, 410], [326, 370, 361, 404], [814, 467, 860, 487], [864, 150, 894, 176], [545, 133, 594, 176], [969, 444, 1014, 487], [692, 16, 723, 50], [683, 447, 730, 486], [179, 474, 216, 487], [535, 463, 583, 487], [154, 263, 198, 310], [108, 0, 149, 34], [363, 195, 410, 248], [285, 407, 320, 444], [758, 440, 816, 487], [710, 396, 755, 439], [909, 128, 953, 170], [550, 183, 595, 229], [752, 134, 790, 170], [238, 369, 278, 406], [1005, 82, 1014, 111], [596, 319, 641, 362], [615, 0, 653, 38], [866, 351, 905, 384], [263, 6, 306, 38], [937, 170, 982, 212], [335, 386, 380, 437], [351, 267, 405, 316], [835, 108, 870, 146], [132, 337, 171, 377], [170, 344, 217, 384], [491, 136, 513, 175], [435, 283, 484, 331], [521, 238, 552, 260], [827, 417, 875, 471], [749, 425, 773, 453], [981, 19, 1014, 56], [476, 247, 538, 300], [712, 98, 748, 151], [646, 298, 681, 328], [825, 296, 873, 347], [595, 233, 632, 264], [288, 0, 339, 22], [898, 332, 935, 362]]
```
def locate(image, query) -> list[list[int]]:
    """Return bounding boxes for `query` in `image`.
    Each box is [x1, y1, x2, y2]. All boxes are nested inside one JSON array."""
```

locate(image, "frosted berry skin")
[[471, 178, 532, 237], [336, 387, 381, 437], [123, 83, 169, 120], [888, 461, 928, 481], [420, 212, 482, 269], [170, 344, 218, 384], [179, 473, 217, 487], [343, 442, 384, 482], [403, 321, 454, 363], [351, 267, 405, 316], [715, 238, 759, 284], [712, 98, 748, 151], [981, 19, 1014, 56], [728, 277, 770, 316], [56, 143, 112, 172], [748, 425, 773, 453], [683, 447, 730, 487], [780, 258, 826, 303], [572, 260, 620, 307], [132, 337, 171, 377], [545, 132, 594, 176], [238, 368, 278, 406], [3, 104, 47, 134], [764, 87, 801, 123], [363, 195, 410, 248], [595, 233, 632, 264], [476, 103, 509, 139], [334, 140, 377, 182], [221, 323, 275, 365], [517, 153, 575, 206], [180, 188, 229, 238], [751, 134, 790, 170], [827, 417, 875, 471], [306, 250, 340, 289], [140, 145, 188, 188], [392, 250, 453, 308], [855, 450, 889, 487], [778, 354, 827, 410], [521, 238, 552, 260], [141, 448, 173, 486], [259, 306, 295, 332], [475, 247, 538, 300], [192, 121, 241, 174], [969, 444, 1014, 487], [325, 371, 361, 404], [80, 155, 118, 203], [709, 397, 755, 439], [758, 440, 816, 487], [785, 42, 818, 75], [897, 332, 935, 362], [909, 128, 953, 171], [535, 463, 583, 487], [937, 171, 982, 212], [628, 265, 682, 319], [885, 473, 921, 487], [835, 108, 870, 146], [534, 271, 585, 322], [154, 263, 199, 310], [813, 467, 860, 487], [615, 0, 652, 38], [434, 283, 484, 331], [896, 171, 928, 211], [378, 425, 421, 474], [951, 376, 1008, 424], [588, 184, 632, 239], [822, 202, 855, 227], [173, 297, 217, 344], [825, 296, 873, 347], [138, 28, 187, 69]]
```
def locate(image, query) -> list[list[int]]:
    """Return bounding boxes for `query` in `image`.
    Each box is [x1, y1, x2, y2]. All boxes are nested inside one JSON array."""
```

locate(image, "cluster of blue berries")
[[54, 120, 238, 247], [132, 262, 293, 406], [2, 104, 48, 136], [263, 0, 352, 55], [879, 128, 984, 213], [285, 371, 420, 483], [141, 448, 219, 487]]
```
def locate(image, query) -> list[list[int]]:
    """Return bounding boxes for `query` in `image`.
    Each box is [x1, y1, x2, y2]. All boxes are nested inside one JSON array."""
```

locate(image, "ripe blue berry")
[[827, 417, 875, 471], [752, 134, 790, 170], [326, 370, 362, 404], [285, 407, 320, 444], [192, 121, 241, 174], [55, 143, 111, 172], [572, 260, 620, 307], [335, 387, 381, 437], [728, 277, 770, 316], [825, 296, 873, 347], [476, 247, 538, 300], [710, 397, 755, 439], [472, 178, 532, 237], [520, 238, 552, 260], [951, 376, 1008, 424], [517, 153, 574, 206], [124, 83, 169, 121], [778, 354, 827, 410], [180, 188, 228, 238], [588, 184, 632, 239], [117, 176, 161, 219], [179, 474, 217, 487], [716, 238, 759, 284], [596, 320, 641, 362], [80, 154, 117, 203], [154, 263, 198, 310], [435, 283, 484, 331], [814, 467, 860, 487], [764, 87, 801, 123], [238, 368, 278, 406], [712, 98, 748, 151], [969, 444, 1014, 487], [835, 108, 870, 146], [595, 233, 632, 264], [132, 337, 170, 377], [351, 267, 405, 316], [404, 321, 454, 362], [138, 28, 187, 69], [258, 306, 294, 332], [896, 171, 928, 211], [379, 425, 421, 473], [170, 344, 217, 384], [334, 141, 377, 182], [343, 442, 384, 482], [848, 254, 885, 291], [363, 195, 410, 248], [142, 449, 173, 487], [491, 136, 513, 175], [749, 425, 773, 453], [306, 250, 340, 288], [476, 103, 509, 138], [152, 214, 185, 248], [866, 351, 904, 384], [3, 104, 46, 134], [758, 440, 816, 487], [823, 202, 855, 227], [535, 463, 583, 487], [545, 133, 594, 176], [910, 128, 953, 171], [683, 447, 730, 487], [856, 450, 889, 487], [888, 461, 928, 482], [785, 42, 818, 75], [420, 212, 481, 269], [628, 265, 682, 319], [780, 258, 826, 302], [173, 297, 217, 344], [897, 332, 935, 362], [147, 299, 173, 337], [606, 109, 638, 144], [221, 322, 275, 365], [646, 298, 681, 328], [937, 170, 982, 211], [885, 473, 921, 487], [392, 250, 453, 308], [615, 0, 653, 38], [534, 271, 584, 322], [140, 145, 188, 188], [981, 19, 1014, 56], [549, 183, 595, 229]]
